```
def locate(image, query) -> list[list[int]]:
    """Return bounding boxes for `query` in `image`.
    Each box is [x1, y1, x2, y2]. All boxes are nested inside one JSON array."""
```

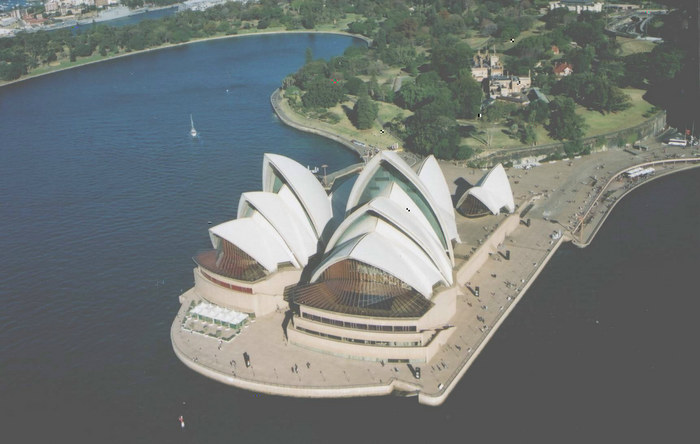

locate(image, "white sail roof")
[[416, 156, 461, 243], [311, 231, 446, 298], [237, 191, 318, 266], [325, 194, 453, 284], [209, 217, 298, 273], [262, 153, 332, 237], [346, 151, 455, 259], [457, 163, 515, 215]]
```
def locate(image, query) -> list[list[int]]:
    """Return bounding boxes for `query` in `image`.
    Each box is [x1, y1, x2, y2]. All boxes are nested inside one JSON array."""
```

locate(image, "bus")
[[667, 138, 687, 146]]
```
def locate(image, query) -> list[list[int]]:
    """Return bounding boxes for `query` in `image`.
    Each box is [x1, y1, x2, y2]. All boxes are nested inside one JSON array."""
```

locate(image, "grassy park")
[[459, 88, 654, 155], [576, 88, 654, 136], [617, 37, 657, 56]]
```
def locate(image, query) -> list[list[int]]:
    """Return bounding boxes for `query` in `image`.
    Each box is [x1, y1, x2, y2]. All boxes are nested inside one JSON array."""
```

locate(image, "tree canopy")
[[547, 97, 586, 141]]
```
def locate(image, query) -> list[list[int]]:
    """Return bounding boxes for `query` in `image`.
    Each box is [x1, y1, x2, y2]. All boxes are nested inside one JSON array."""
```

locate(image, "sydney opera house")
[[178, 151, 515, 365]]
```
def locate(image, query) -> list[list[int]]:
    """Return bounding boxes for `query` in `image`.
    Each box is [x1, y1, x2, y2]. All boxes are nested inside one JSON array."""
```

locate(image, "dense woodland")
[[1, 0, 696, 159], [283, 0, 694, 159]]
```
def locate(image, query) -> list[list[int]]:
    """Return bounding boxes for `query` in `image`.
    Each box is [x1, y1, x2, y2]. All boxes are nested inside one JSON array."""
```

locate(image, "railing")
[[572, 156, 700, 246]]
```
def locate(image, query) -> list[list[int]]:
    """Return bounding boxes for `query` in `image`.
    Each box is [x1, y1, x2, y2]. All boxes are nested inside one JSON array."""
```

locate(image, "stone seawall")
[[270, 89, 364, 159], [573, 158, 700, 248]]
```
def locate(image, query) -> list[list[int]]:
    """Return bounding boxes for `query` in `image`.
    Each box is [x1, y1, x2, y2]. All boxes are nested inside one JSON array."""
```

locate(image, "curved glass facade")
[[457, 194, 493, 218], [287, 259, 433, 318], [195, 238, 267, 282]]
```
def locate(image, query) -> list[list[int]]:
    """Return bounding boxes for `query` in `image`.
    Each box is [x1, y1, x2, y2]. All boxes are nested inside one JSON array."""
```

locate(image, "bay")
[[0, 32, 697, 443]]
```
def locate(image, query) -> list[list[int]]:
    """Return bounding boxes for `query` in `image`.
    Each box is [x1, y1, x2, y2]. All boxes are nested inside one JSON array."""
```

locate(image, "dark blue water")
[[0, 33, 698, 443]]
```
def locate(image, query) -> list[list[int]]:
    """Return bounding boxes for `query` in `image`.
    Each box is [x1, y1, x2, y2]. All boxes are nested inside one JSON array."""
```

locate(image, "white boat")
[[190, 114, 198, 138]]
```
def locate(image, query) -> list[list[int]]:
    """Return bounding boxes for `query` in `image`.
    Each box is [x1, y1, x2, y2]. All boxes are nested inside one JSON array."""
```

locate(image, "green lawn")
[[460, 88, 653, 153], [376, 101, 411, 124], [462, 122, 557, 152], [617, 37, 656, 56], [23, 53, 112, 78], [281, 94, 404, 151], [576, 88, 654, 136], [499, 21, 546, 52], [466, 36, 491, 50], [315, 13, 363, 31], [357, 67, 404, 87]]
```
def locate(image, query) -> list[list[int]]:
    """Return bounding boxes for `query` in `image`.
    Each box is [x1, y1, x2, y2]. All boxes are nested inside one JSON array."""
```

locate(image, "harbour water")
[[0, 33, 697, 442]]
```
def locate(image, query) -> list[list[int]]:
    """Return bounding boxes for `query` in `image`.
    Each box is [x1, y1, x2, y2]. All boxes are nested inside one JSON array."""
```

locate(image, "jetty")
[[320, 162, 363, 190]]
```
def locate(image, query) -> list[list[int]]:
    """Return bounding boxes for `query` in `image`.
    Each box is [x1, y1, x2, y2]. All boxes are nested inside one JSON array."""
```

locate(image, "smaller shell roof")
[[262, 153, 332, 237], [237, 191, 318, 266], [209, 217, 298, 273], [457, 163, 515, 215]]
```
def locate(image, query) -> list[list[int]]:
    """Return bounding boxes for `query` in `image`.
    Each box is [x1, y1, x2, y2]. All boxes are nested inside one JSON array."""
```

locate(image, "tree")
[[257, 17, 270, 29], [451, 69, 483, 119], [368, 75, 383, 101], [547, 97, 585, 140], [299, 0, 320, 29], [352, 92, 378, 130], [646, 43, 684, 85], [581, 76, 630, 113], [622, 53, 648, 88], [294, 59, 327, 89], [301, 78, 345, 108], [497, 22, 520, 42], [563, 139, 586, 156], [522, 99, 549, 124], [484, 101, 518, 123], [405, 112, 462, 159], [555, 73, 631, 113], [541, 7, 576, 30], [567, 46, 594, 74], [339, 74, 361, 94], [519, 124, 537, 146], [395, 72, 451, 111], [0, 61, 23, 81], [430, 40, 473, 80], [597, 61, 626, 87]]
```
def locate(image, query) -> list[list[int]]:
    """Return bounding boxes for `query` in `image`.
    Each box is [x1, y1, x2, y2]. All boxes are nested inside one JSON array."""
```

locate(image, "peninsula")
[[171, 127, 699, 405]]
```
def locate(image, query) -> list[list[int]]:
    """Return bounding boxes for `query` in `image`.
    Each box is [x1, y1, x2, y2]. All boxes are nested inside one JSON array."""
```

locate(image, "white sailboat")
[[190, 114, 198, 138]]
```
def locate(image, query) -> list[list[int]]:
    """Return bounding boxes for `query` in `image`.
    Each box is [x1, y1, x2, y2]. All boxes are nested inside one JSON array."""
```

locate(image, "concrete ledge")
[[418, 235, 566, 406], [172, 325, 414, 399]]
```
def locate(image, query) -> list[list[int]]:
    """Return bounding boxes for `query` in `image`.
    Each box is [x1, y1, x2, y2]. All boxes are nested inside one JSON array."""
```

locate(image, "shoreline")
[[573, 158, 700, 247], [0, 29, 370, 90], [171, 158, 698, 405], [271, 88, 365, 160]]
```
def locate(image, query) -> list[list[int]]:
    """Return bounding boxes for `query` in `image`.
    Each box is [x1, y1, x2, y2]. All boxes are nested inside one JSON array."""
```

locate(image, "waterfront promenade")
[[172, 138, 699, 405]]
